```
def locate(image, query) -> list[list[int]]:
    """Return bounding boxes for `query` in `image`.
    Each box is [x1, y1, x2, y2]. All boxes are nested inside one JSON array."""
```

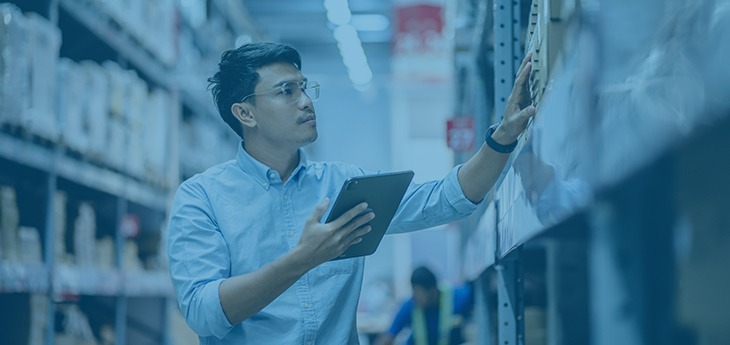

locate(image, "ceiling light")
[[350, 14, 390, 32], [324, 0, 352, 26]]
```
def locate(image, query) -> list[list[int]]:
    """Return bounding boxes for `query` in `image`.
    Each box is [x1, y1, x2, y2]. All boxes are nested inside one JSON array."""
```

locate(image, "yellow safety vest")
[[412, 287, 453, 345]]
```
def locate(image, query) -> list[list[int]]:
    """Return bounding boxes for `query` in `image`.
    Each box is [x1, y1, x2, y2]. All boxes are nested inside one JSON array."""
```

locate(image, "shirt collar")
[[235, 142, 308, 190]]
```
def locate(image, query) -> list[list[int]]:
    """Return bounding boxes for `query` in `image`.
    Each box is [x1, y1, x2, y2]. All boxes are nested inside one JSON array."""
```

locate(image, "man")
[[375, 267, 473, 345], [167, 42, 534, 344]]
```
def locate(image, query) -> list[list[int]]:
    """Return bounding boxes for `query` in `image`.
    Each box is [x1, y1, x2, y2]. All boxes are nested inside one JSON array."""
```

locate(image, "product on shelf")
[[122, 240, 144, 272], [146, 88, 172, 183], [58, 58, 91, 154], [0, 186, 19, 261], [26, 12, 62, 141], [55, 191, 73, 264], [18, 227, 42, 263], [29, 294, 47, 345], [80, 61, 111, 163], [55, 304, 98, 345], [0, 3, 30, 126], [95, 236, 115, 269], [102, 61, 129, 171], [73, 203, 96, 267], [126, 72, 149, 178]]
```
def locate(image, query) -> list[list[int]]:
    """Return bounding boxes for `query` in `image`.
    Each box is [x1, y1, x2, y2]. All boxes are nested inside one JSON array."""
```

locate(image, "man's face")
[[246, 62, 317, 150], [413, 286, 438, 309]]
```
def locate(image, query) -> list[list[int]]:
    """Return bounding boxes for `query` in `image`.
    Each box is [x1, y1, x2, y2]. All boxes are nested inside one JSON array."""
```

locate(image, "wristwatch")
[[485, 124, 518, 154]]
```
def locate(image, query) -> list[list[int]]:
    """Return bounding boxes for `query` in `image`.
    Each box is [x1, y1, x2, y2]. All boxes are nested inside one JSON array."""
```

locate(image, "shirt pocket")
[[317, 257, 360, 275]]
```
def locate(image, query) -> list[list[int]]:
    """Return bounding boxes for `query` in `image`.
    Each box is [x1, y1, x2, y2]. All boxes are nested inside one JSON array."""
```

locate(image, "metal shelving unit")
[[463, 0, 730, 344], [0, 1, 256, 344]]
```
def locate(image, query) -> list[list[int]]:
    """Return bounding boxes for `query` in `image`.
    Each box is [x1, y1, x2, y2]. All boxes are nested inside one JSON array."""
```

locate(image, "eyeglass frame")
[[240, 80, 320, 104]]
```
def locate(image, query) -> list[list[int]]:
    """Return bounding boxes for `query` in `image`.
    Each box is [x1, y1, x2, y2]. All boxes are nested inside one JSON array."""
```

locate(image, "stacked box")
[[0, 186, 19, 261], [0, 4, 30, 126], [58, 58, 90, 154], [26, 12, 62, 141], [80, 61, 110, 163]]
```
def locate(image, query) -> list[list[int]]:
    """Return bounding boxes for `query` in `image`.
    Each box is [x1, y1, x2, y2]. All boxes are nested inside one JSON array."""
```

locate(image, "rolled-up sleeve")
[[388, 164, 480, 234], [168, 180, 235, 339]]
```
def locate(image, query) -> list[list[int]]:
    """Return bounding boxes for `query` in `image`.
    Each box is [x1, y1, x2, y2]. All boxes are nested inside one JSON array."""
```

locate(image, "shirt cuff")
[[201, 278, 235, 339], [445, 164, 481, 214]]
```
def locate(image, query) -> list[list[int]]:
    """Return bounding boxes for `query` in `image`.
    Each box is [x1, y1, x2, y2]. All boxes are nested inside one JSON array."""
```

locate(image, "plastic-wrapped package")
[[145, 89, 170, 181], [54, 191, 73, 264], [80, 61, 110, 162], [0, 4, 30, 126], [26, 12, 61, 141], [58, 58, 90, 154], [29, 294, 47, 345], [102, 61, 129, 170], [0, 186, 19, 261], [73, 203, 96, 267], [18, 227, 42, 263], [126, 73, 148, 178], [95, 236, 115, 269]]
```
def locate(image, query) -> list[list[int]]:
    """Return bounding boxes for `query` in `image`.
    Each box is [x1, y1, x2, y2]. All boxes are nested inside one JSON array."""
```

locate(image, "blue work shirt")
[[167, 143, 479, 344], [388, 284, 474, 345]]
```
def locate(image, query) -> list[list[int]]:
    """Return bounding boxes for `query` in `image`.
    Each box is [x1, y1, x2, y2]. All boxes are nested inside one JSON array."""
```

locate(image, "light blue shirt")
[[167, 143, 479, 344]]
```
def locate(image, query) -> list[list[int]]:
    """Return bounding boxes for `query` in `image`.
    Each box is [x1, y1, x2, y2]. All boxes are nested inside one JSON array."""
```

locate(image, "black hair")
[[411, 266, 438, 290], [207, 42, 302, 139]]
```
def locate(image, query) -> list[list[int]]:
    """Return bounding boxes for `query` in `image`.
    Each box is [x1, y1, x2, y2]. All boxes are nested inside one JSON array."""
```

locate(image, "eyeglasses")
[[240, 80, 320, 104]]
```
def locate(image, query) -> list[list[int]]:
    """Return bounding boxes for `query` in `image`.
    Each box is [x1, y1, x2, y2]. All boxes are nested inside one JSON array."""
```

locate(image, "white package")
[[145, 88, 170, 181], [80, 61, 110, 162], [26, 12, 61, 141], [0, 4, 30, 126], [126, 72, 148, 178], [57, 58, 90, 154]]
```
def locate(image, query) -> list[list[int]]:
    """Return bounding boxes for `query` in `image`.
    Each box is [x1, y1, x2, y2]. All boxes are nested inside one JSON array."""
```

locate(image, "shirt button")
[[289, 231, 294, 237], [268, 171, 276, 179], [303, 303, 310, 309]]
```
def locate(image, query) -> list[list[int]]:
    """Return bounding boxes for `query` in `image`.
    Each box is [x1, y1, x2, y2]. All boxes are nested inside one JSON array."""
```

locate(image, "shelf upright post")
[[116, 197, 128, 345], [493, 0, 518, 122], [496, 254, 524, 345], [492, 1, 524, 342]]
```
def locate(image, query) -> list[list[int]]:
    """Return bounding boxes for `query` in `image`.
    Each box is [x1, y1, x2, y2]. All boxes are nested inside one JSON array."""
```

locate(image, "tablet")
[[325, 170, 414, 260]]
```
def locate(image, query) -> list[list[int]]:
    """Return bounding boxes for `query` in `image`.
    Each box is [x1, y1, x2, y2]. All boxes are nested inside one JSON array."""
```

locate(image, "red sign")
[[446, 117, 475, 151]]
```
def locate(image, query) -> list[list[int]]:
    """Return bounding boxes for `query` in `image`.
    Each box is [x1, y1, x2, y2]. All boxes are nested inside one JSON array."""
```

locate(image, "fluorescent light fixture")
[[350, 14, 390, 32], [326, 1, 373, 91], [324, 0, 352, 26]]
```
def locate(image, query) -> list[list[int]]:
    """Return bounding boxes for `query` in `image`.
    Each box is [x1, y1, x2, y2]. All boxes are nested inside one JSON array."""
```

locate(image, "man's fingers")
[[518, 52, 532, 74], [307, 198, 330, 224], [338, 212, 375, 233], [343, 225, 372, 247], [329, 202, 369, 229], [507, 62, 532, 106]]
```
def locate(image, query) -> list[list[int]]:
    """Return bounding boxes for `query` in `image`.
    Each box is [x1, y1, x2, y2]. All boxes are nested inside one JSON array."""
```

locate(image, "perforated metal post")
[[493, 0, 522, 122], [496, 258, 524, 345]]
